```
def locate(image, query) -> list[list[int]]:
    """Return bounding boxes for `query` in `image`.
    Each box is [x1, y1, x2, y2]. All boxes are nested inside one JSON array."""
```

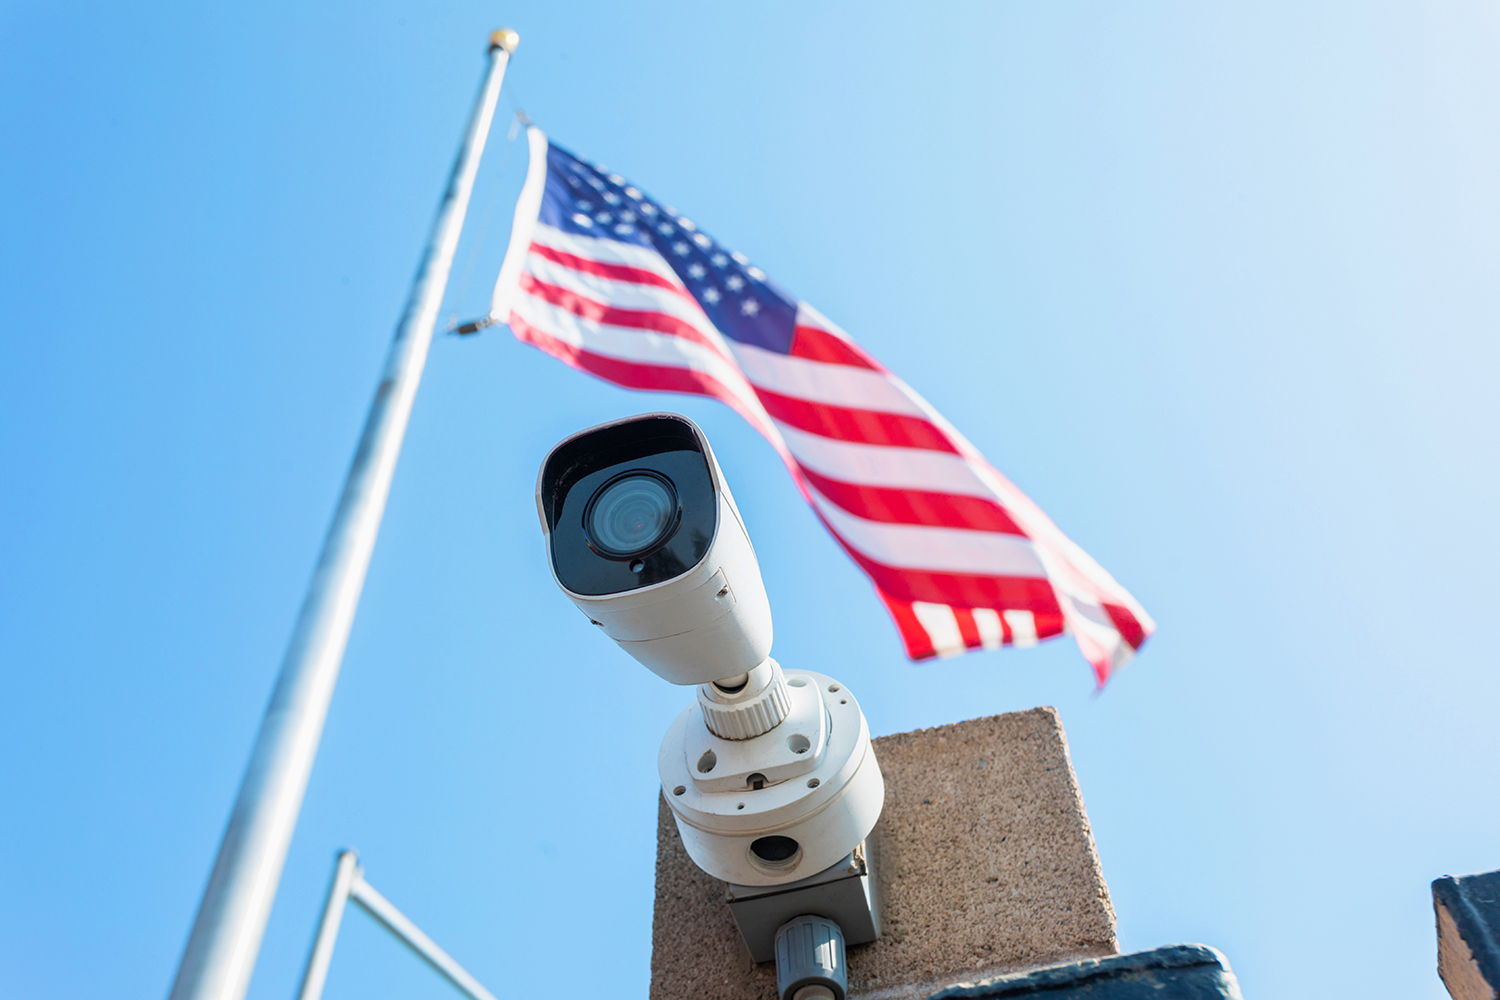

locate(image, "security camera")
[[538, 413, 885, 1000], [536, 412, 772, 686]]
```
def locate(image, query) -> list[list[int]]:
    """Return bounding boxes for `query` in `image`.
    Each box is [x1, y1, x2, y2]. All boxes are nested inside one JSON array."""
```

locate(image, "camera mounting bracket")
[[661, 670, 884, 886], [685, 673, 829, 792]]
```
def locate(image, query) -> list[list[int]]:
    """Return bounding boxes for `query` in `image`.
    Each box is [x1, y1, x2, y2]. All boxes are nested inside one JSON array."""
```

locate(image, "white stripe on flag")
[[805, 483, 1047, 578], [530, 223, 688, 288], [794, 302, 855, 342], [729, 342, 928, 417], [490, 126, 551, 320], [511, 294, 766, 415], [1003, 609, 1038, 648], [972, 608, 1004, 649], [775, 424, 998, 499], [911, 602, 966, 658], [524, 252, 726, 347]]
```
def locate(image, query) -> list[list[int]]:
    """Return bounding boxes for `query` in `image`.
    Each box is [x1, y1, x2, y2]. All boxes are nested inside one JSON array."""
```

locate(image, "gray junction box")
[[726, 842, 881, 964]]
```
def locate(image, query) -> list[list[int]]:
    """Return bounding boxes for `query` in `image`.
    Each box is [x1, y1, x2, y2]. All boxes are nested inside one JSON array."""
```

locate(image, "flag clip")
[[450, 315, 497, 336]]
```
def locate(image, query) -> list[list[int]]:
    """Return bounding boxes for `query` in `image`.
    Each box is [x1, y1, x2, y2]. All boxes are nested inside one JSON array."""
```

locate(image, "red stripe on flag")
[[789, 325, 884, 371], [518, 274, 728, 359], [1103, 602, 1149, 651], [776, 462, 1063, 627], [951, 607, 982, 648], [508, 313, 776, 438], [528, 243, 692, 300], [875, 590, 938, 660], [799, 467, 1026, 534], [875, 594, 1067, 661], [754, 388, 959, 453], [1033, 612, 1067, 640]]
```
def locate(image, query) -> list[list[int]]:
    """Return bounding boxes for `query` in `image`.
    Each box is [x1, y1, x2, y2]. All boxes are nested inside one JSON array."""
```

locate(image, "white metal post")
[[294, 851, 361, 1000], [292, 851, 500, 1000], [348, 878, 500, 1000], [168, 29, 519, 1000]]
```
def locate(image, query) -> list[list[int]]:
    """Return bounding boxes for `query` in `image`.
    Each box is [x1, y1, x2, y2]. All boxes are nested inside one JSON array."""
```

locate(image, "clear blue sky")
[[3, 3, 1497, 999]]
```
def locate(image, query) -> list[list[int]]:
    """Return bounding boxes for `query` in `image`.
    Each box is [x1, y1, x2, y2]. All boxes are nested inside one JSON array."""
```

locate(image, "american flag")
[[486, 127, 1154, 684]]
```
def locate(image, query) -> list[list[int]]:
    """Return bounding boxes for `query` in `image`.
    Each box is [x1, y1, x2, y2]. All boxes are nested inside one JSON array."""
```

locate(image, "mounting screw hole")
[[697, 750, 717, 773], [630, 559, 644, 573], [807, 778, 820, 788], [672, 785, 686, 796], [787, 734, 811, 755], [840, 699, 848, 705], [828, 683, 841, 692], [737, 802, 745, 810]]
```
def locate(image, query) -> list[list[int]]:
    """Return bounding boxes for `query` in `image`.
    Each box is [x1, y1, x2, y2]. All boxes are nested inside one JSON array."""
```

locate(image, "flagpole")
[[167, 29, 519, 1000]]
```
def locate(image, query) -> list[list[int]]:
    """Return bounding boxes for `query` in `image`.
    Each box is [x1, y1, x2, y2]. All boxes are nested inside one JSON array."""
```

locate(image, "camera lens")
[[584, 471, 680, 559]]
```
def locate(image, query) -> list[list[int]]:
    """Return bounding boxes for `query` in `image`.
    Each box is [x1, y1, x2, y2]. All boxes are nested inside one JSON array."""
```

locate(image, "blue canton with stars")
[[537, 141, 799, 355]]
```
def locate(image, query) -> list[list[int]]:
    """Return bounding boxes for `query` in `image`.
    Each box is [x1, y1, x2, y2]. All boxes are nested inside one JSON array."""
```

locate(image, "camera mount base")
[[660, 669, 884, 886]]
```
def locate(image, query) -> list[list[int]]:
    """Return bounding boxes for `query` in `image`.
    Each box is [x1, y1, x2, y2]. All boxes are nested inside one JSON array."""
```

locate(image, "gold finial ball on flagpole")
[[489, 28, 520, 53]]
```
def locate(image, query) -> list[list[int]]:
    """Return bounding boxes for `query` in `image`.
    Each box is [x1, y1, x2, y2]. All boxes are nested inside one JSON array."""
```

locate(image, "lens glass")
[[584, 472, 679, 559]]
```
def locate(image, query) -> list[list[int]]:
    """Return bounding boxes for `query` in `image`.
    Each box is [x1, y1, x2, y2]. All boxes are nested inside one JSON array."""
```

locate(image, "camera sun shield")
[[537, 413, 774, 686]]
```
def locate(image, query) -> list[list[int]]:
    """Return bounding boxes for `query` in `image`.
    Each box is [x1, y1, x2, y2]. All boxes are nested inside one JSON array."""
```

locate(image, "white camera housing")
[[537, 413, 772, 687], [537, 413, 883, 890], [662, 665, 884, 885]]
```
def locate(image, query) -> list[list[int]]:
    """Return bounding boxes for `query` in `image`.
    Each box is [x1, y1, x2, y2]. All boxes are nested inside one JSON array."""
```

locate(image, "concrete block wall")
[[650, 708, 1118, 1000]]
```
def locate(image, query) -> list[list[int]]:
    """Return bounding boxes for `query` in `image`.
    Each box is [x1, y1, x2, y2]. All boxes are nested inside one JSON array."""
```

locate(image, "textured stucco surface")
[[650, 708, 1118, 1000]]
